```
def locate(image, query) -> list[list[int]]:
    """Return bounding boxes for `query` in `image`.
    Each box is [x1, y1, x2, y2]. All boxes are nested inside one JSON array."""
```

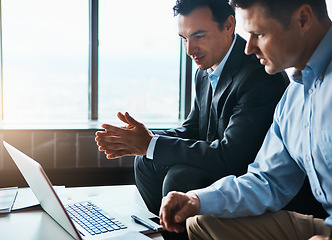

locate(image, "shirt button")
[[306, 156, 311, 162], [318, 75, 324, 80], [308, 89, 313, 94], [316, 189, 322, 196], [304, 122, 309, 128]]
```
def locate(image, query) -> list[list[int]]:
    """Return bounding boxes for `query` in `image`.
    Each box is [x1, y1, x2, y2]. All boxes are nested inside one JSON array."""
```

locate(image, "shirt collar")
[[305, 26, 332, 82]]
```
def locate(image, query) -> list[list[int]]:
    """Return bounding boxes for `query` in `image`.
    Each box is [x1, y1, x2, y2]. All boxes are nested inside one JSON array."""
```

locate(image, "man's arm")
[[159, 116, 306, 232], [153, 68, 288, 175]]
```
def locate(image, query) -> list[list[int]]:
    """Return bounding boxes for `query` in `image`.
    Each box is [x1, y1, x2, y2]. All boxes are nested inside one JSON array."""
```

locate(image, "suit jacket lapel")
[[200, 35, 247, 140], [212, 35, 246, 112], [212, 71, 232, 107]]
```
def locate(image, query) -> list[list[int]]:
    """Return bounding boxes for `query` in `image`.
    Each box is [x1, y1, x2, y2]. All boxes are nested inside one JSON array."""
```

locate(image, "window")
[[98, 0, 180, 124], [328, 0, 332, 19], [1, 0, 89, 123], [0, 0, 183, 125], [4, 1, 329, 126]]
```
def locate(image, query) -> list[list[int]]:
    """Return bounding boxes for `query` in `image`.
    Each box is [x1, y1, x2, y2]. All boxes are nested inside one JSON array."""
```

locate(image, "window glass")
[[98, 0, 180, 124], [2, 0, 89, 123], [328, 0, 332, 16]]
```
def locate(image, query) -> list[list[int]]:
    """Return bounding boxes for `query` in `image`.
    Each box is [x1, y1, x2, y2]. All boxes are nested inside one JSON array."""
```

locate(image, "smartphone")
[[149, 216, 161, 225]]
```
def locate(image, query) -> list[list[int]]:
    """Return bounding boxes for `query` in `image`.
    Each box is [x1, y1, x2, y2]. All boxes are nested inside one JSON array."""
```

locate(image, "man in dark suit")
[[95, 0, 289, 216]]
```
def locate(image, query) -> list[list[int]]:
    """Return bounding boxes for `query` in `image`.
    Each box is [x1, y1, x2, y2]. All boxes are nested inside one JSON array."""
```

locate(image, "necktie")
[[207, 86, 218, 142], [209, 74, 219, 91]]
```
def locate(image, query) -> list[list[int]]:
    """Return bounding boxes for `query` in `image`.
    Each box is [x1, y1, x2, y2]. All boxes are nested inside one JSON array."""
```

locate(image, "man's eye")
[[255, 33, 264, 38], [195, 35, 205, 39], [250, 33, 263, 39]]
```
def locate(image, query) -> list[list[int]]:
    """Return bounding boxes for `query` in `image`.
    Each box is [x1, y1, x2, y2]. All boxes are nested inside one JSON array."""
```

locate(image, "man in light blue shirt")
[[159, 0, 332, 239]]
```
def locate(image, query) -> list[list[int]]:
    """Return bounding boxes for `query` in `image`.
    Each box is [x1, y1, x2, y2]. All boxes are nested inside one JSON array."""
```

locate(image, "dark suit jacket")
[[152, 35, 289, 177]]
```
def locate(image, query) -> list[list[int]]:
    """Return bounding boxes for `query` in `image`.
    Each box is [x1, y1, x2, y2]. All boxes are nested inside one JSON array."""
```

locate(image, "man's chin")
[[264, 65, 280, 75], [197, 65, 209, 70]]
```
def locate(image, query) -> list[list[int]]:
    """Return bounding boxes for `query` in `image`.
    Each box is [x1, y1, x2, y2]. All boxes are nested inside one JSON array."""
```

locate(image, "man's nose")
[[245, 36, 256, 55], [186, 40, 197, 56]]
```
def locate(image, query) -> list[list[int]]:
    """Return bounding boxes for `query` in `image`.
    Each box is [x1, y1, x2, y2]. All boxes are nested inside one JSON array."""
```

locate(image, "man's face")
[[178, 7, 234, 70], [239, 4, 303, 74]]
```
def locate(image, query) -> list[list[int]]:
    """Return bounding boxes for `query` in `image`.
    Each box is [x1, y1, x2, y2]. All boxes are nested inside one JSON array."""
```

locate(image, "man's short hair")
[[230, 0, 328, 28], [173, 0, 235, 31]]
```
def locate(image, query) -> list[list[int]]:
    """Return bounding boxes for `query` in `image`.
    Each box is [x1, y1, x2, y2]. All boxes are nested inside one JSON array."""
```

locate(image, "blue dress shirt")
[[193, 26, 332, 227]]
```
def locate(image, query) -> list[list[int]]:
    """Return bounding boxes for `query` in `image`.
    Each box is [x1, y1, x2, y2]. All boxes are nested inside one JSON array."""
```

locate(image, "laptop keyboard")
[[65, 201, 127, 236]]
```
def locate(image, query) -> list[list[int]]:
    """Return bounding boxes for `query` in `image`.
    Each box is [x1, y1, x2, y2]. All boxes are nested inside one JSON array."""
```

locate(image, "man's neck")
[[211, 34, 236, 70], [296, 19, 332, 70]]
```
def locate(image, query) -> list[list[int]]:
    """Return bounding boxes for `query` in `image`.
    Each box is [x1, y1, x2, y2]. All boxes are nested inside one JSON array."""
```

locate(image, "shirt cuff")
[[146, 135, 159, 160], [191, 186, 222, 216]]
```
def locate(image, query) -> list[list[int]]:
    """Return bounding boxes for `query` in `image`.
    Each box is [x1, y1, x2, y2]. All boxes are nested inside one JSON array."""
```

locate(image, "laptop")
[[3, 141, 162, 240]]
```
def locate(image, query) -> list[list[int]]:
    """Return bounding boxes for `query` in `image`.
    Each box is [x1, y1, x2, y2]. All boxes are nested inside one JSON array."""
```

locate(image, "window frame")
[[0, 0, 192, 127]]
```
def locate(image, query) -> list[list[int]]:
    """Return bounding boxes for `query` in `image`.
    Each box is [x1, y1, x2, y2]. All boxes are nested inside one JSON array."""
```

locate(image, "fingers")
[[95, 117, 133, 149], [98, 143, 123, 152], [96, 135, 122, 144], [97, 142, 131, 159], [159, 192, 187, 233], [95, 113, 150, 157], [101, 115, 138, 134], [102, 124, 126, 135], [172, 204, 193, 225], [124, 112, 142, 127], [159, 191, 201, 233], [159, 196, 173, 230], [175, 191, 200, 223], [96, 131, 119, 137], [117, 112, 129, 124], [308, 236, 330, 240], [106, 150, 131, 159], [96, 136, 130, 153]]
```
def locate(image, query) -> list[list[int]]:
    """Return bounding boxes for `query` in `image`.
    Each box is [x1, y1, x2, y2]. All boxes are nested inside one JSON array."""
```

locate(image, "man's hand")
[[159, 191, 200, 233], [95, 112, 153, 159], [308, 236, 331, 240]]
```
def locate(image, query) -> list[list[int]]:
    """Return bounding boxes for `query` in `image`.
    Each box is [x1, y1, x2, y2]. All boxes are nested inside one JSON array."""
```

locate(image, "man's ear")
[[296, 4, 313, 32], [224, 15, 235, 35]]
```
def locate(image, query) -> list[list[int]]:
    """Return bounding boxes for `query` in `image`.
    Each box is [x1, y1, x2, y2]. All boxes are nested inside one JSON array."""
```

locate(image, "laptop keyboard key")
[[65, 201, 126, 236]]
